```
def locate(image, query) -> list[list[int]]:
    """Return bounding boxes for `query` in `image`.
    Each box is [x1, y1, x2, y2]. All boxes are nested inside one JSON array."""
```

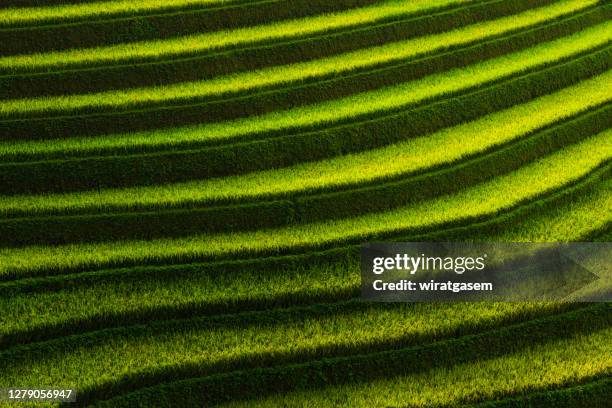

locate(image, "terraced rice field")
[[0, 0, 610, 406]]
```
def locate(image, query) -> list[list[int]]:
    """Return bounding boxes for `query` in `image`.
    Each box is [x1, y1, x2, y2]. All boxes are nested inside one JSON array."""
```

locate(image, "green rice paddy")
[[1, 73, 608, 216], [0, 0, 610, 406], [0, 0, 234, 26], [0, 0, 473, 70], [0, 0, 597, 116]]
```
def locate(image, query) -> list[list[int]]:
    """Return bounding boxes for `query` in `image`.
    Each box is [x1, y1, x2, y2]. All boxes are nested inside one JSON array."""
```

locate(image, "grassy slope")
[[2, 28, 610, 153], [0, 51, 607, 196], [0, 0, 595, 115], [0, 1, 609, 406], [2, 19, 609, 120], [3, 0, 433, 57], [0, 0, 233, 25], [0, 0, 384, 29], [0, 0, 474, 71], [0, 130, 609, 279], [0, 174, 609, 348], [0, 72, 608, 216], [1, 185, 609, 401], [220, 327, 611, 408], [4, 0, 602, 101], [86, 306, 611, 407], [57, 182, 609, 406], [0, 100, 607, 246], [0, 303, 558, 392]]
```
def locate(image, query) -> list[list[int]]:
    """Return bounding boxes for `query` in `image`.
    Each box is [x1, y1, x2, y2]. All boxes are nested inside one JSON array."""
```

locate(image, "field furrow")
[[469, 377, 612, 408], [1, 104, 609, 246], [0, 0, 383, 34], [0, 131, 609, 280], [1, 1, 604, 98], [0, 0, 547, 72], [0, 49, 609, 198], [0, 171, 608, 349], [1, 23, 610, 142], [1, 74, 608, 217], [212, 324, 612, 408]]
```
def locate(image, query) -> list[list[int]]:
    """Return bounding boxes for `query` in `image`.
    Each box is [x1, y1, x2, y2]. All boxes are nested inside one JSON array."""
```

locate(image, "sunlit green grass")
[[2, 28, 610, 159], [0, 0, 472, 72], [1, 174, 607, 347], [0, 302, 565, 396], [0, 131, 608, 279], [0, 0, 233, 26], [0, 260, 359, 340], [1, 73, 608, 216], [221, 327, 612, 408], [1, 0, 609, 406], [0, 0, 595, 116]]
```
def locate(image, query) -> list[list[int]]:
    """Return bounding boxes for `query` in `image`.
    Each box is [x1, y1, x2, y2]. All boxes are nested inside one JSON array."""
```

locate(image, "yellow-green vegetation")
[[2, 20, 609, 117], [3, 25, 610, 156], [0, 0, 595, 115], [0, 0, 609, 406], [1, 72, 608, 216], [0, 303, 556, 390], [222, 327, 612, 408], [0, 0, 234, 26], [1, 131, 609, 279], [0, 0, 473, 71], [1, 175, 607, 349]]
